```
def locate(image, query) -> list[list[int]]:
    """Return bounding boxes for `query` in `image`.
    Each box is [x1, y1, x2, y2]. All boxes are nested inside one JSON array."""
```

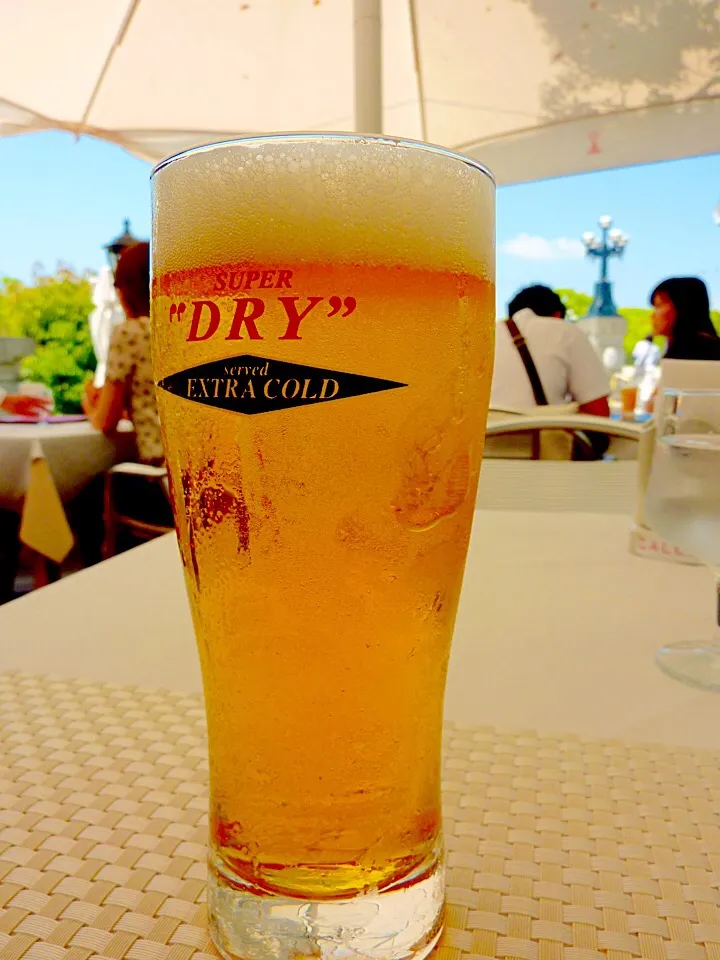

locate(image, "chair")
[[487, 405, 529, 418], [654, 359, 720, 434], [485, 403, 580, 458], [488, 403, 578, 418], [484, 413, 647, 461], [102, 462, 174, 559]]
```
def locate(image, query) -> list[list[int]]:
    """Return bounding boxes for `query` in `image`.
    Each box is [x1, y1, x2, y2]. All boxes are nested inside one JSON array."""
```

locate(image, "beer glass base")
[[207, 856, 445, 960]]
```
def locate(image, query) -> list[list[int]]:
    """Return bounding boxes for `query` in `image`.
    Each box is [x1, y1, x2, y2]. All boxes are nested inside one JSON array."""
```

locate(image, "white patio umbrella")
[[0, 0, 718, 185]]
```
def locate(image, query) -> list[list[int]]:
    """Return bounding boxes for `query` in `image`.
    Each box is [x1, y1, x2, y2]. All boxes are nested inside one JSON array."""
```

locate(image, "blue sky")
[[1, 131, 719, 310]]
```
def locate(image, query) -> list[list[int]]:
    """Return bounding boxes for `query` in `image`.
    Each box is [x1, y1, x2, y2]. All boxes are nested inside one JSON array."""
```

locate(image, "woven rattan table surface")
[[1, 673, 720, 960]]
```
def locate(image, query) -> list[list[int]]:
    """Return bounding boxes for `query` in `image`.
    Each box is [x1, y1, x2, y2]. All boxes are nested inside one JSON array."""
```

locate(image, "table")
[[0, 511, 715, 749], [0, 421, 133, 510], [0, 420, 134, 569], [1, 673, 720, 960]]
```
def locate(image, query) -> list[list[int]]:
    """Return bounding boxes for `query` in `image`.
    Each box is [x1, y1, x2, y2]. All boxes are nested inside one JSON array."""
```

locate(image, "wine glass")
[[645, 388, 720, 689]]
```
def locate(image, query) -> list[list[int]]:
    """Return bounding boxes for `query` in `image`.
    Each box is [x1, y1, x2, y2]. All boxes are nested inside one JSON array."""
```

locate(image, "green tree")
[[618, 306, 655, 360], [557, 288, 593, 320], [0, 269, 96, 413]]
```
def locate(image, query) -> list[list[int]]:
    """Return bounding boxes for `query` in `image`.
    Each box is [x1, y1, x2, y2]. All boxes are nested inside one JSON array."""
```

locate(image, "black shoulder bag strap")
[[504, 317, 548, 407]]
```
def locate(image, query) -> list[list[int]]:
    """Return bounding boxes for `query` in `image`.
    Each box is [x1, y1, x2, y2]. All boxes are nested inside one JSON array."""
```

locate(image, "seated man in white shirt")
[[491, 285, 610, 418]]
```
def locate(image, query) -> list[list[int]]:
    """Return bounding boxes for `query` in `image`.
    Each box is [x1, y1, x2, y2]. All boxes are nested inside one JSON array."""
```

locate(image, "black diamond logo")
[[156, 354, 407, 415]]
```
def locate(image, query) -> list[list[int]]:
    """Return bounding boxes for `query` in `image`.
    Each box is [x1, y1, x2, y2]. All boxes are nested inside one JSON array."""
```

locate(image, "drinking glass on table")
[[645, 388, 720, 689], [151, 134, 495, 960], [621, 383, 639, 420]]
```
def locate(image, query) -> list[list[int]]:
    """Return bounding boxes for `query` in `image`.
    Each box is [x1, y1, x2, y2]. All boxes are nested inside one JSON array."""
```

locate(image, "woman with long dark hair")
[[650, 277, 720, 361]]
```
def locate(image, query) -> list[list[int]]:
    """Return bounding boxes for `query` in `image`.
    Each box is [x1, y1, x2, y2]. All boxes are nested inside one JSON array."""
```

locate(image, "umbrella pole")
[[354, 0, 382, 134]]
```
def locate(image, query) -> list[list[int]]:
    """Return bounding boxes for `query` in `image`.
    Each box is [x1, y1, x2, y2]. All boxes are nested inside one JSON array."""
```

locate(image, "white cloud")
[[500, 233, 585, 261]]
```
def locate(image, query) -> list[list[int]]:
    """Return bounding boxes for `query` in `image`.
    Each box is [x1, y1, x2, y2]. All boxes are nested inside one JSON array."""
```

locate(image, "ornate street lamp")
[[582, 215, 629, 317], [103, 219, 139, 273]]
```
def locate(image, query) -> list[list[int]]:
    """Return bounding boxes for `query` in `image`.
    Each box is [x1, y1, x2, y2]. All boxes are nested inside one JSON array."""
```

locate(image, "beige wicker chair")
[[484, 413, 645, 461], [487, 405, 529, 417]]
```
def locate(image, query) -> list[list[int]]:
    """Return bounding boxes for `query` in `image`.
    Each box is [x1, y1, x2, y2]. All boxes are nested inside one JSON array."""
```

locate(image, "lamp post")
[[582, 215, 628, 317], [103, 219, 139, 274]]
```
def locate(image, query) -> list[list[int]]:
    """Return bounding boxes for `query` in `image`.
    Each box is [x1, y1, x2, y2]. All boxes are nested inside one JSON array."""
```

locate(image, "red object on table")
[[0, 414, 88, 424]]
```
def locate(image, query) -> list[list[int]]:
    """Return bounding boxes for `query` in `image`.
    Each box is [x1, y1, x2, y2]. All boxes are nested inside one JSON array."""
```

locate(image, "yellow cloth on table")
[[19, 440, 74, 563]]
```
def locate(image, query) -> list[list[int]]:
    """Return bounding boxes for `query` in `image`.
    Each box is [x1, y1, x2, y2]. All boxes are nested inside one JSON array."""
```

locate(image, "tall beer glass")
[[151, 134, 495, 960]]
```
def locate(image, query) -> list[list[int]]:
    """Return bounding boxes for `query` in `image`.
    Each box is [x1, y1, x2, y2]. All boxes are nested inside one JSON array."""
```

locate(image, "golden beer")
[[151, 134, 494, 960]]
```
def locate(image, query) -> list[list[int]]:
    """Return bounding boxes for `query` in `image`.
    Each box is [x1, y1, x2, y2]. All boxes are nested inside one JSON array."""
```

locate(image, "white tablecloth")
[[0, 420, 133, 510], [0, 510, 713, 748]]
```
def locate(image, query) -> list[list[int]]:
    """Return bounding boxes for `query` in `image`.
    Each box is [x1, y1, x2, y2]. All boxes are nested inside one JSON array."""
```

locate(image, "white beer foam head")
[[152, 135, 495, 279]]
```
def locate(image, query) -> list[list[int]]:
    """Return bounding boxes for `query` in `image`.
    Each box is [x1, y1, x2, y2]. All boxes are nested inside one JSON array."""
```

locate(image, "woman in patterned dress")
[[83, 242, 164, 465], [82, 242, 173, 535]]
